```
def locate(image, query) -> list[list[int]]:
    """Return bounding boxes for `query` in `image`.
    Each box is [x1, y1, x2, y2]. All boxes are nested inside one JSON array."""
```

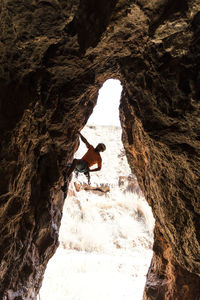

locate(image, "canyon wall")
[[0, 0, 199, 299]]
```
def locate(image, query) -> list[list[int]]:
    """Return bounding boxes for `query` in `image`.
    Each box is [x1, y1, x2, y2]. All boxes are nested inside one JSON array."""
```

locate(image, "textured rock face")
[[143, 225, 200, 300], [0, 0, 200, 299]]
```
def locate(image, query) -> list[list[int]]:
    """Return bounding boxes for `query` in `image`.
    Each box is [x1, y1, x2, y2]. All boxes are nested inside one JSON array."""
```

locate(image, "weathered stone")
[[0, 0, 200, 299], [74, 182, 110, 194], [143, 225, 200, 300]]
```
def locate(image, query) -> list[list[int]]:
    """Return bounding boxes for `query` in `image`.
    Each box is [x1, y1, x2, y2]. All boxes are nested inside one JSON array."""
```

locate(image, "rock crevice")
[[0, 0, 200, 299]]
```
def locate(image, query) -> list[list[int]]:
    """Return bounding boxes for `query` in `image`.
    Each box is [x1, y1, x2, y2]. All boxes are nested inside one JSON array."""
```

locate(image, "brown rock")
[[74, 182, 110, 195], [0, 0, 200, 298], [143, 225, 200, 300]]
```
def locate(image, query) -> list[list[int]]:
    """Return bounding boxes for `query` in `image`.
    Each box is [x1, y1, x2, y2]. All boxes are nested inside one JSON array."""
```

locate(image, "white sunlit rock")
[[39, 125, 155, 300]]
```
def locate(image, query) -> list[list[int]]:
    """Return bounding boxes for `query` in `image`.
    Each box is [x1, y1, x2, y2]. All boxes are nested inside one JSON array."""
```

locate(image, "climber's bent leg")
[[84, 172, 91, 185]]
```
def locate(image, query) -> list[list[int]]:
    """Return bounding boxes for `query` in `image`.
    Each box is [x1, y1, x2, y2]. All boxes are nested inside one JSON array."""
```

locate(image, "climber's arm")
[[89, 158, 102, 172], [79, 133, 91, 149]]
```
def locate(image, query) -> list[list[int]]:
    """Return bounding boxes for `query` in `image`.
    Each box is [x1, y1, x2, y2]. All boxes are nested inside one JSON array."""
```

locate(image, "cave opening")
[[39, 79, 155, 300]]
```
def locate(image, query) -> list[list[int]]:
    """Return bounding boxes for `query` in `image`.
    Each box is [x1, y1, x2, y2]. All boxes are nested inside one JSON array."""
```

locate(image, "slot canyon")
[[0, 0, 200, 299]]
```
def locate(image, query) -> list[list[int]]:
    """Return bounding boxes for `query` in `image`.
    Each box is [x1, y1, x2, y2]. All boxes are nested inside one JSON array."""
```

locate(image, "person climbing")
[[62, 132, 106, 190]]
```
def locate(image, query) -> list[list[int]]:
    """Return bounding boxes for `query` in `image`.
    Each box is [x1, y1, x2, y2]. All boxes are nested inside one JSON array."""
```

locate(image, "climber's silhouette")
[[62, 132, 106, 192]]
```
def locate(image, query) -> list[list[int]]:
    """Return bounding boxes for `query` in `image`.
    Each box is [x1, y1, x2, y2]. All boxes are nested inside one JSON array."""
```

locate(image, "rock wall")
[[118, 1, 200, 298], [0, 0, 199, 299], [143, 225, 200, 300]]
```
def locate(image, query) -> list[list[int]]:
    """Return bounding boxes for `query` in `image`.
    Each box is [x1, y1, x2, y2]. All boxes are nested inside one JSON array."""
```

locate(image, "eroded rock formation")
[[0, 0, 200, 299]]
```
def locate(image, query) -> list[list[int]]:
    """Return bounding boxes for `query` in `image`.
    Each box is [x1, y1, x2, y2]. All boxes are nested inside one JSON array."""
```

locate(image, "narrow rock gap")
[[39, 79, 155, 300]]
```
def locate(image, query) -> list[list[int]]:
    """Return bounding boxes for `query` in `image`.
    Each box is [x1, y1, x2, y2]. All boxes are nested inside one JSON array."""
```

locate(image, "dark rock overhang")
[[0, 0, 200, 299]]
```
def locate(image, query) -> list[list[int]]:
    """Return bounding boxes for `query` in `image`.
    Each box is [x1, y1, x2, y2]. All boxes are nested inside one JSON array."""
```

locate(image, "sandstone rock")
[[74, 182, 110, 195], [143, 225, 200, 300], [0, 0, 200, 298]]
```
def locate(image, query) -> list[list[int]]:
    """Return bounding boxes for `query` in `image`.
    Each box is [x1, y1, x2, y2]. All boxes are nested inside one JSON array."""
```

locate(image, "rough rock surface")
[[74, 182, 110, 195], [143, 225, 200, 300], [0, 0, 200, 299]]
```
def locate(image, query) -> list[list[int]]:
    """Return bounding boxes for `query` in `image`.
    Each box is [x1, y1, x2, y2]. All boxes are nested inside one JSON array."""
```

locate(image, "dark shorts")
[[75, 159, 89, 173]]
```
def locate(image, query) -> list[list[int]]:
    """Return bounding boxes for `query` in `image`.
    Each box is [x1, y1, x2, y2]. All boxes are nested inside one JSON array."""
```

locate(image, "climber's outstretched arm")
[[79, 132, 91, 149]]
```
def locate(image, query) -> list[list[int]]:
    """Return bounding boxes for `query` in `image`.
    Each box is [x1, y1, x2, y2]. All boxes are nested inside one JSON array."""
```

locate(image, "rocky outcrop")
[[119, 1, 200, 298], [143, 225, 200, 300], [0, 0, 200, 299], [74, 182, 110, 195]]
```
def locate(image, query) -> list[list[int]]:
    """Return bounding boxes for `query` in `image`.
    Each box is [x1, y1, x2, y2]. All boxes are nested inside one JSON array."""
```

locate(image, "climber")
[[62, 132, 106, 189]]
